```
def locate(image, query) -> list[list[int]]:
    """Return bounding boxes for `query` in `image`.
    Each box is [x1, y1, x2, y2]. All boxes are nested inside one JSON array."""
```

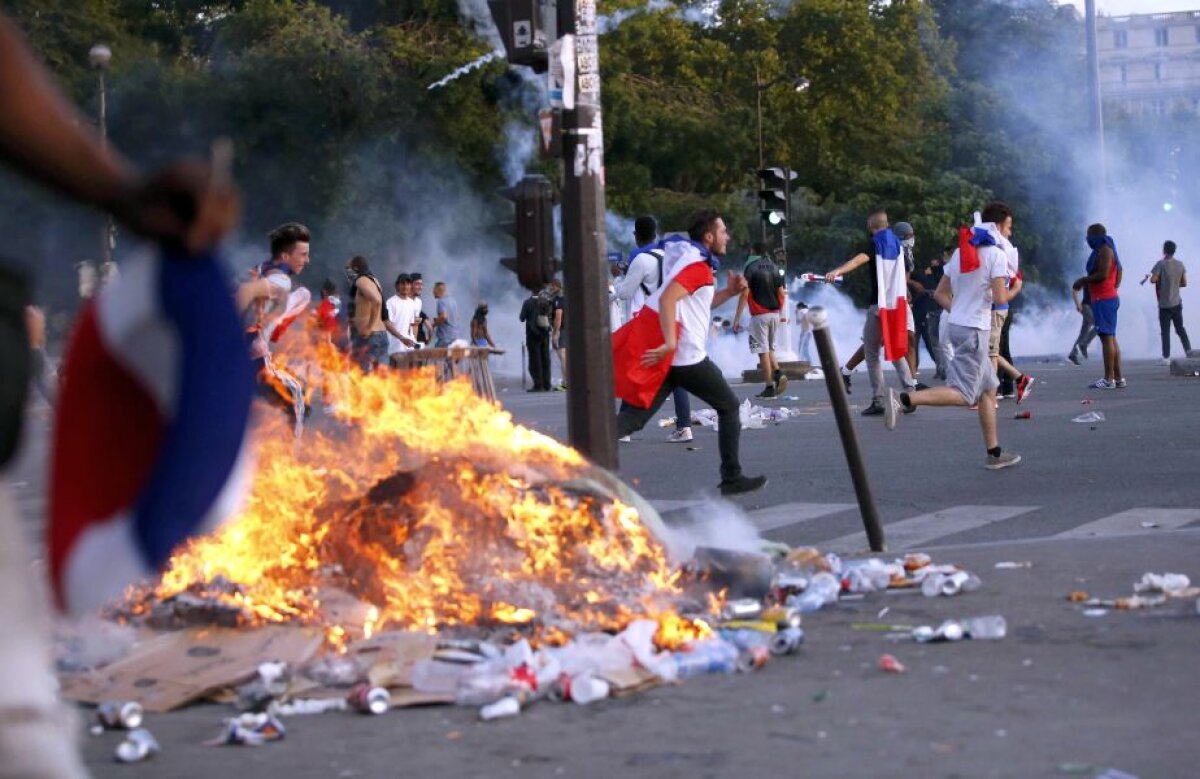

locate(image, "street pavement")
[[8, 357, 1200, 777]]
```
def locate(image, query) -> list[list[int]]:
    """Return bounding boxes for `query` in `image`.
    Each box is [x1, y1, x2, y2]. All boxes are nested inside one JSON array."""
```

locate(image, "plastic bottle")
[[672, 639, 738, 678], [568, 675, 610, 705], [411, 659, 469, 694], [962, 615, 1007, 640], [479, 696, 521, 720], [790, 572, 841, 613], [455, 671, 517, 707]]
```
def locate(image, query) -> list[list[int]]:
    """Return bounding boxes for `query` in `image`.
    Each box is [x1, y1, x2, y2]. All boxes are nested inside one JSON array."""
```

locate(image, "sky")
[[1061, 0, 1199, 15]]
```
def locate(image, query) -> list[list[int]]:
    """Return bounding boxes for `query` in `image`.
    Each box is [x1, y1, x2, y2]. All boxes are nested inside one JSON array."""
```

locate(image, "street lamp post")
[[89, 44, 115, 279], [754, 65, 809, 239]]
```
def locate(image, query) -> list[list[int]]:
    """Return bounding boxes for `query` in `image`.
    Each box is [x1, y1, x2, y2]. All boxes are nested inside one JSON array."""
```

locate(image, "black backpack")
[[638, 249, 665, 297]]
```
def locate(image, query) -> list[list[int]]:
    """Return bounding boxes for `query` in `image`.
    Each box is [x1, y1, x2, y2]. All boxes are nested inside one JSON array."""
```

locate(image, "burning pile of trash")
[[57, 342, 1003, 761]]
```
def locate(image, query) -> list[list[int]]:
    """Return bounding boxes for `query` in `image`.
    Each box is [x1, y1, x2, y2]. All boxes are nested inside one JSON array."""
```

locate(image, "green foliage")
[[0, 0, 1095, 305]]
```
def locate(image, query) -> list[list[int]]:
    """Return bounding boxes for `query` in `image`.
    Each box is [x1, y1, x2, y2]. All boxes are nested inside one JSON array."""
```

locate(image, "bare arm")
[[1071, 285, 1082, 311], [712, 271, 747, 308], [826, 252, 869, 282], [1182, 271, 1187, 288], [235, 278, 272, 313], [732, 289, 747, 333], [638, 281, 689, 366], [932, 275, 953, 312], [1073, 248, 1113, 290], [992, 275, 1023, 306]]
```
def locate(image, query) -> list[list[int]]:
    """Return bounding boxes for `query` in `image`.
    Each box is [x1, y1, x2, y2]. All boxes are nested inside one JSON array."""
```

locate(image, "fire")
[[134, 337, 710, 648]]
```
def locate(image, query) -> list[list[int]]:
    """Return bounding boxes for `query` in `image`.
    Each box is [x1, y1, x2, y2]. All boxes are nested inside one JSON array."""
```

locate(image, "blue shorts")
[[1091, 297, 1119, 336]]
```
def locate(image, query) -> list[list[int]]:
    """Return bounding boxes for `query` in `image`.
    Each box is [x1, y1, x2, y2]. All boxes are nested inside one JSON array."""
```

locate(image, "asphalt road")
[[8, 357, 1200, 778]]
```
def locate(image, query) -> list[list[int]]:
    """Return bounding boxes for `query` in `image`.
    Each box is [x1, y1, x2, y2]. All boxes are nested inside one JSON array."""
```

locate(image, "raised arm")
[[827, 252, 870, 283]]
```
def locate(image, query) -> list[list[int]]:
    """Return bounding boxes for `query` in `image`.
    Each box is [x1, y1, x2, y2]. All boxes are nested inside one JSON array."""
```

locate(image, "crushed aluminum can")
[[736, 645, 770, 673], [346, 684, 390, 715], [97, 700, 143, 730], [210, 712, 287, 747], [721, 598, 764, 621], [879, 654, 906, 674], [114, 728, 159, 763], [768, 626, 804, 656]]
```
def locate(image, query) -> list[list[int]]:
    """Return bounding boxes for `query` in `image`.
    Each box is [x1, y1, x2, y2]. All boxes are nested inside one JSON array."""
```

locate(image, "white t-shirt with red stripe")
[[670, 261, 715, 366]]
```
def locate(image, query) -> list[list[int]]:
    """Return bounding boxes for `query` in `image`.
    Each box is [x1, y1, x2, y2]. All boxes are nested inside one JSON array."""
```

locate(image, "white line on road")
[[820, 504, 1039, 555], [1054, 508, 1200, 539], [746, 502, 857, 533]]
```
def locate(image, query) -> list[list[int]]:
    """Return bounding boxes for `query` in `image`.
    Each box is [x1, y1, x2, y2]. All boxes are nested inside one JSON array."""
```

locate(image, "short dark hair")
[[347, 255, 370, 275], [980, 202, 1013, 225], [409, 272, 422, 281], [395, 273, 411, 286], [686, 209, 723, 242], [1164, 240, 1176, 256], [1087, 223, 1107, 238], [634, 215, 658, 243], [867, 208, 888, 231], [321, 278, 337, 296], [269, 222, 310, 257]]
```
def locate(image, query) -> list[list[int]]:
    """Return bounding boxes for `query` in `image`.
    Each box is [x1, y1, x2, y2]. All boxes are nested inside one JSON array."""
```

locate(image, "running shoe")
[[1067, 346, 1082, 365], [667, 427, 694, 443], [756, 386, 777, 399], [861, 400, 884, 416], [1115, 377, 1128, 388], [1015, 375, 1035, 404], [985, 452, 1022, 470], [1089, 378, 1116, 389], [884, 387, 902, 431], [719, 475, 768, 496], [841, 371, 852, 394]]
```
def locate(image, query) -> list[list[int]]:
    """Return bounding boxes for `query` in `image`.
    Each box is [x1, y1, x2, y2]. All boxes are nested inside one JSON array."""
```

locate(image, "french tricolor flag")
[[874, 227, 908, 362], [48, 251, 254, 614]]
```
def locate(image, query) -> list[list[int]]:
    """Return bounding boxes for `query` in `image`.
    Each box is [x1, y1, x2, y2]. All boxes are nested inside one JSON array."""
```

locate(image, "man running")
[[613, 209, 767, 496], [886, 202, 1023, 470]]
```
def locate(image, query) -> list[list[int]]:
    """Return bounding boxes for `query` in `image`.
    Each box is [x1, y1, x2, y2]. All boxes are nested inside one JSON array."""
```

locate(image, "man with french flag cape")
[[612, 209, 767, 496], [825, 209, 916, 416]]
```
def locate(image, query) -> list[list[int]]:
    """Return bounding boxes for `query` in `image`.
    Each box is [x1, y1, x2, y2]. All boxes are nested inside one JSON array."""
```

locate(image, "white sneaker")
[[1115, 377, 1127, 388], [667, 428, 694, 443], [619, 435, 632, 443], [884, 387, 902, 431]]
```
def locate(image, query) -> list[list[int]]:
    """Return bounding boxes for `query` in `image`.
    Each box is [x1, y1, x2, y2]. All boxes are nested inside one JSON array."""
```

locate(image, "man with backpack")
[[734, 242, 788, 398], [519, 287, 554, 391], [612, 215, 694, 442]]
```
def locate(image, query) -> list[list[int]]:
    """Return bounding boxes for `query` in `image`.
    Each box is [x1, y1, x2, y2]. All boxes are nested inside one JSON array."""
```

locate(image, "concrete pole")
[[1085, 0, 1107, 193]]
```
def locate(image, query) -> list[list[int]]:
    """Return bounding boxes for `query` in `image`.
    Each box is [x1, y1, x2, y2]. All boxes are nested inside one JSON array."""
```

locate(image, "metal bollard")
[[808, 307, 886, 552], [521, 341, 527, 390]]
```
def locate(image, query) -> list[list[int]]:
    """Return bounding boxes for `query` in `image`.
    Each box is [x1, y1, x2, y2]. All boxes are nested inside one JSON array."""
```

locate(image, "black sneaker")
[[841, 372, 852, 394], [756, 386, 777, 399], [719, 474, 768, 496], [914, 382, 930, 391], [861, 401, 884, 416]]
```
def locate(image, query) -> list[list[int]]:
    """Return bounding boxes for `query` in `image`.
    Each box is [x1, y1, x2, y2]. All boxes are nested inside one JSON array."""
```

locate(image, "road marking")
[[747, 502, 856, 533], [1055, 508, 1200, 539], [821, 505, 1039, 555]]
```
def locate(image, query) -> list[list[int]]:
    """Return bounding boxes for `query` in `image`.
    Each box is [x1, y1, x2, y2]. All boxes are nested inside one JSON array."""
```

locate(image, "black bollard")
[[808, 306, 886, 552]]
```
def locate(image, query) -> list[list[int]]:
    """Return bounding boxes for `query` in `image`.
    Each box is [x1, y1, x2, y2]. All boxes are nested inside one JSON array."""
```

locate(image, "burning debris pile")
[[115, 345, 706, 648]]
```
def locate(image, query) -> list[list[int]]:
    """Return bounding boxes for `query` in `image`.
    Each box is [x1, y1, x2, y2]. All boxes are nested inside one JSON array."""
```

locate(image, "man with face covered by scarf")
[[1073, 224, 1124, 389]]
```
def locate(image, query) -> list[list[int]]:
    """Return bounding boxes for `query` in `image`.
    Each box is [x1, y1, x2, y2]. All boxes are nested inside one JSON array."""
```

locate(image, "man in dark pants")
[[614, 210, 766, 496], [519, 289, 552, 391], [1150, 240, 1190, 363]]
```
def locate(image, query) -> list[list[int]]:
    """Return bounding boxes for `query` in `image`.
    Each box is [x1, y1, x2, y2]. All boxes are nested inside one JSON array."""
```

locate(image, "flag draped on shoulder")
[[48, 250, 254, 614], [612, 235, 708, 408], [874, 228, 908, 362]]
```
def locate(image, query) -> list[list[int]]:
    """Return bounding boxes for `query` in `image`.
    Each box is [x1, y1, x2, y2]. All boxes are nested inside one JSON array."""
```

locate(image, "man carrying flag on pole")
[[825, 208, 916, 416], [612, 209, 767, 496]]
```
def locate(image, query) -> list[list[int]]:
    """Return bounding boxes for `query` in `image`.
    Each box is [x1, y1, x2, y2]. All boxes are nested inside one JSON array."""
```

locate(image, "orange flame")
[[136, 336, 709, 648]]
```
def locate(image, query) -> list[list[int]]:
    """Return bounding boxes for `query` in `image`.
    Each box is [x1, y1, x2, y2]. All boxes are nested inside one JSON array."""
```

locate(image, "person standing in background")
[[1150, 240, 1190, 364], [1074, 224, 1124, 389]]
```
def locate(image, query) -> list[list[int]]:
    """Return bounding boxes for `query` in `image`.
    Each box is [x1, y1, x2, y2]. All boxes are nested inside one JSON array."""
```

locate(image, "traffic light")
[[499, 174, 558, 291], [487, 0, 554, 72], [758, 167, 798, 228]]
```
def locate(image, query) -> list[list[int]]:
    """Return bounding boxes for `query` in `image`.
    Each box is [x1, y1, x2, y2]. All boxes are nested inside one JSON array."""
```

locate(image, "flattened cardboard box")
[[59, 626, 323, 712]]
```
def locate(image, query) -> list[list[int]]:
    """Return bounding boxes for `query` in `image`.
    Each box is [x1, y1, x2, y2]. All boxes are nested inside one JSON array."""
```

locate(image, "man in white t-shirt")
[[385, 273, 419, 365], [613, 209, 767, 495], [885, 202, 1023, 470]]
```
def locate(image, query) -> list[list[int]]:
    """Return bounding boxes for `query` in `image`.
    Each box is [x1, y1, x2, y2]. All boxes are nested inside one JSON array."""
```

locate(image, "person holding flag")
[[612, 209, 767, 496], [825, 208, 916, 416], [0, 12, 246, 777], [885, 202, 1023, 470]]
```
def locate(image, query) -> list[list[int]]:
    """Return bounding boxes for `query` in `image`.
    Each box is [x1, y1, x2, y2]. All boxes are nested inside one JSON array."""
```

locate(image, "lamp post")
[[89, 43, 116, 279], [754, 64, 809, 237]]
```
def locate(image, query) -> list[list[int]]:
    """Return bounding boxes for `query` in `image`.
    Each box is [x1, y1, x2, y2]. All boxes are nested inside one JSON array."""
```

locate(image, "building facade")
[[1098, 10, 1200, 117]]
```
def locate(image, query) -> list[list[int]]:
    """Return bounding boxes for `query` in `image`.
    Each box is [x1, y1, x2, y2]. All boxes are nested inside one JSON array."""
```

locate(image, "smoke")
[[656, 498, 765, 562], [428, 51, 504, 91]]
